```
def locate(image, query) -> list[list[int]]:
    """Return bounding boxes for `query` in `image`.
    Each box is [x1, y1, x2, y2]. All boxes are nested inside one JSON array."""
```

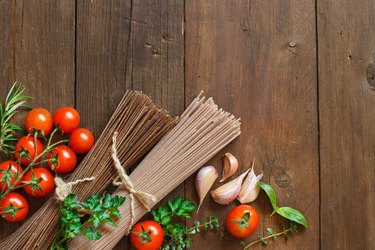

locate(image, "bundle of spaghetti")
[[68, 93, 241, 249], [0, 91, 177, 250]]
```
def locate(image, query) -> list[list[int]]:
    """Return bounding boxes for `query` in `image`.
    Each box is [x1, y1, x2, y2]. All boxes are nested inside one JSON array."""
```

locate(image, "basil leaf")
[[257, 182, 277, 210], [276, 207, 308, 228]]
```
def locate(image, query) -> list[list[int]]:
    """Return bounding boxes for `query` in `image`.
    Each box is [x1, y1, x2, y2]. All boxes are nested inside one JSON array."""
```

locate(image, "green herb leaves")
[[51, 193, 126, 250], [151, 196, 219, 250], [241, 223, 298, 250], [276, 207, 308, 228], [0, 82, 31, 155], [257, 182, 277, 210], [152, 196, 196, 226], [257, 182, 308, 228]]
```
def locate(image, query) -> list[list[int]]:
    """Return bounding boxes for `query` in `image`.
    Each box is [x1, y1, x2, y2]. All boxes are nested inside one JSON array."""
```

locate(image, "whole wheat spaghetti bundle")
[[0, 91, 176, 250], [69, 93, 241, 249]]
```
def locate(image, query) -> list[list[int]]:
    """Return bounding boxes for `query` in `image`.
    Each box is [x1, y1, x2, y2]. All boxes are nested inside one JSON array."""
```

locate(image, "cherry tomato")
[[0, 192, 29, 222], [130, 220, 164, 250], [70, 128, 94, 154], [226, 205, 259, 238], [23, 168, 54, 198], [25, 108, 53, 136], [0, 161, 23, 191], [48, 145, 77, 174], [53, 107, 80, 133], [15, 136, 44, 165]]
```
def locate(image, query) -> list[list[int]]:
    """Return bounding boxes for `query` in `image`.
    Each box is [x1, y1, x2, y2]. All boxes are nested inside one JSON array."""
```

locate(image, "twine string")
[[54, 176, 96, 202], [111, 132, 156, 234]]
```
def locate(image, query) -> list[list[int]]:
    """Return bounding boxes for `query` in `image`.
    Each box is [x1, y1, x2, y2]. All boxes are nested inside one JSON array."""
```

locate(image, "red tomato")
[[48, 145, 77, 174], [23, 168, 54, 198], [15, 136, 44, 165], [70, 128, 94, 154], [25, 108, 53, 136], [130, 220, 164, 250], [226, 205, 259, 238], [53, 107, 80, 133], [0, 161, 23, 191], [0, 192, 29, 222]]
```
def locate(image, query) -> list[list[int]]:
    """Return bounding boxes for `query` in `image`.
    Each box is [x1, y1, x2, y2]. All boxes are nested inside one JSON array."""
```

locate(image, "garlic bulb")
[[237, 161, 263, 204], [195, 166, 218, 211], [211, 168, 250, 205], [220, 153, 238, 182]]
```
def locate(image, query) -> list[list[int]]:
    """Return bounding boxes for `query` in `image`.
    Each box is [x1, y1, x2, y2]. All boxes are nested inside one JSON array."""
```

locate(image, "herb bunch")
[[151, 196, 219, 250], [0, 82, 30, 155], [50, 193, 126, 250]]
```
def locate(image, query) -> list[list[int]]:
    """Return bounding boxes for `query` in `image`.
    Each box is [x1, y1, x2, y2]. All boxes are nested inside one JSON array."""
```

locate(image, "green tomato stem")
[[0, 127, 68, 200]]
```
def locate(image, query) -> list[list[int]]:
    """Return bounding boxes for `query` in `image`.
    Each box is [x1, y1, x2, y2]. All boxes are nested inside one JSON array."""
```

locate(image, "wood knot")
[[274, 170, 290, 188], [288, 41, 297, 54], [367, 63, 375, 87], [288, 41, 297, 48]]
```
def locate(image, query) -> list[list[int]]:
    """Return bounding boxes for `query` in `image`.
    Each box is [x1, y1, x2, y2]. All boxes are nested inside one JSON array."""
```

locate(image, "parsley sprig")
[[50, 193, 126, 250], [151, 196, 219, 250]]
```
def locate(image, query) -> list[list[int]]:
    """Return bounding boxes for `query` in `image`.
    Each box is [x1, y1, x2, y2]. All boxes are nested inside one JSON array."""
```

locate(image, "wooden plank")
[[127, 0, 185, 248], [318, 0, 375, 249], [75, 2, 131, 248], [75, 1, 184, 249], [0, 0, 17, 240], [0, 0, 75, 241], [185, 1, 319, 249]]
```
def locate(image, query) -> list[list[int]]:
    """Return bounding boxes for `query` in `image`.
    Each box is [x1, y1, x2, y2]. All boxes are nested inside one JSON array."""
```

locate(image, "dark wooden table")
[[1, 1, 374, 249]]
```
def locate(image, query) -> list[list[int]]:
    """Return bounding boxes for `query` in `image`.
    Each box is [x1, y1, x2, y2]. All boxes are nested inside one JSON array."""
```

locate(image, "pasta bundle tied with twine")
[[0, 91, 177, 250], [68, 93, 241, 249]]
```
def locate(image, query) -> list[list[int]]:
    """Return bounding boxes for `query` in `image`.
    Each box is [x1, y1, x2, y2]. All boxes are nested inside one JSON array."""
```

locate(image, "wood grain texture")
[[1, 0, 374, 249], [318, 0, 375, 249], [75, 1, 184, 249], [185, 0, 319, 249], [0, 0, 17, 240], [0, 0, 75, 242]]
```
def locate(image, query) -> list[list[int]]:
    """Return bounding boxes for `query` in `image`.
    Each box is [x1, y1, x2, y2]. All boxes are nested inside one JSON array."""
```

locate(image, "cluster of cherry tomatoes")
[[0, 107, 94, 223]]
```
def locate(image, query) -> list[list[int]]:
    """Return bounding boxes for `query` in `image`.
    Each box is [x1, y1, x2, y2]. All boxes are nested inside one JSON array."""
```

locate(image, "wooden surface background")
[[0, 0, 374, 249]]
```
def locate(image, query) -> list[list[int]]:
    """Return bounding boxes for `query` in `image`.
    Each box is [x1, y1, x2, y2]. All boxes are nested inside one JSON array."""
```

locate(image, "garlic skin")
[[220, 153, 238, 182], [195, 166, 218, 211], [237, 163, 263, 204], [211, 168, 250, 205]]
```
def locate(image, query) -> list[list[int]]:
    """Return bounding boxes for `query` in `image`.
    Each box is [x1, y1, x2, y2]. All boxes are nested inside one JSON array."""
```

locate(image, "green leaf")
[[260, 238, 268, 245], [276, 207, 308, 228], [257, 182, 277, 210], [85, 227, 101, 240]]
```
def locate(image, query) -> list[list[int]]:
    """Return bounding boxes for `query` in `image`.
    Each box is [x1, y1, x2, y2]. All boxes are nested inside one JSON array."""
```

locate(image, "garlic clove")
[[237, 160, 263, 204], [220, 153, 238, 182], [195, 166, 218, 212], [211, 168, 250, 205]]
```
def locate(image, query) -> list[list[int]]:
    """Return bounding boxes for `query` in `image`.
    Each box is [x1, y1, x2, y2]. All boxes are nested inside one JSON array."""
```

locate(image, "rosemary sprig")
[[0, 82, 31, 155]]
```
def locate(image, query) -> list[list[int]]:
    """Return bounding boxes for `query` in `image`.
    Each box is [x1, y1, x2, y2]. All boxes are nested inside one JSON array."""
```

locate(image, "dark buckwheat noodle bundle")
[[69, 93, 241, 249], [0, 91, 177, 250]]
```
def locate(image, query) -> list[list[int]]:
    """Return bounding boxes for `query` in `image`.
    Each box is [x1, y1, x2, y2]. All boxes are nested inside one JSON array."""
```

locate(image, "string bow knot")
[[111, 132, 156, 234]]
